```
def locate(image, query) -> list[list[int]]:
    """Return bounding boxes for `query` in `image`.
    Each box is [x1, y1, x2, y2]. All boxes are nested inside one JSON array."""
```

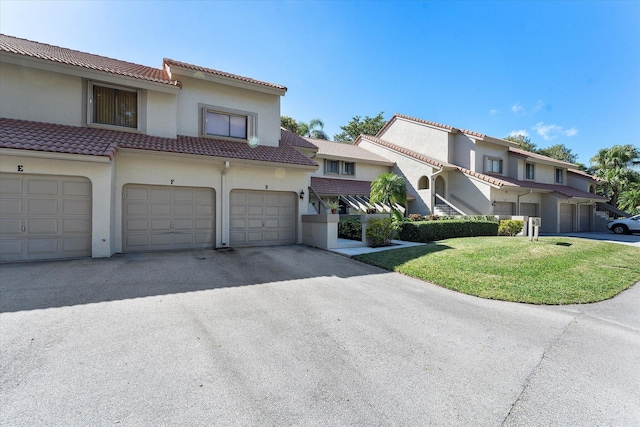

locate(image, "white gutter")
[[221, 161, 230, 247]]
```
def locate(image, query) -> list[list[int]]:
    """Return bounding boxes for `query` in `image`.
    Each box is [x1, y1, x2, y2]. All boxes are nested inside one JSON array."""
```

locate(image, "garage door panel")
[[62, 237, 91, 252], [0, 239, 22, 255], [62, 180, 91, 196], [27, 238, 58, 254], [122, 184, 215, 253], [27, 199, 58, 215], [265, 206, 279, 216], [248, 206, 263, 215], [28, 219, 58, 234], [63, 199, 91, 215], [0, 219, 22, 234], [247, 232, 264, 242], [230, 218, 246, 229], [150, 188, 171, 201], [126, 219, 148, 231], [63, 218, 91, 233], [494, 202, 514, 215], [520, 203, 538, 217], [0, 176, 22, 194], [560, 203, 575, 233], [174, 204, 193, 216], [264, 219, 279, 228], [0, 198, 21, 214], [248, 192, 264, 203], [248, 219, 263, 228], [230, 205, 246, 216], [28, 179, 58, 195]]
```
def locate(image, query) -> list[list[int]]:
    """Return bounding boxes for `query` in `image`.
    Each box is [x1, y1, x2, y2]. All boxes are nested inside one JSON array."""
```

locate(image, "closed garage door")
[[578, 204, 591, 232], [559, 203, 575, 233], [493, 202, 514, 215], [0, 173, 92, 262], [123, 184, 214, 252], [520, 203, 539, 217], [229, 190, 295, 247]]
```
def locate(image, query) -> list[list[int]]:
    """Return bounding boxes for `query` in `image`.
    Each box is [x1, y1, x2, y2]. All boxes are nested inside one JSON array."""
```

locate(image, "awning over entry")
[[310, 177, 406, 213], [338, 194, 405, 214]]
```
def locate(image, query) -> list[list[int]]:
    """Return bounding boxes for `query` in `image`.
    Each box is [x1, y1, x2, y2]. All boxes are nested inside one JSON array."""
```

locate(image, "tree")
[[370, 173, 407, 219], [537, 144, 579, 164], [334, 112, 386, 143], [280, 116, 329, 139], [280, 116, 300, 134], [618, 184, 640, 214], [590, 144, 640, 208], [505, 135, 537, 152]]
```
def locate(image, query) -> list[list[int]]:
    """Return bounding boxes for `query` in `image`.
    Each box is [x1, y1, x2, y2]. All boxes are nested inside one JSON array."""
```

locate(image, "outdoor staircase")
[[434, 202, 461, 217]]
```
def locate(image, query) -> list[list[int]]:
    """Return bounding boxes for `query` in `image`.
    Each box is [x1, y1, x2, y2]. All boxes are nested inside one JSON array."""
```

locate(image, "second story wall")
[[379, 118, 450, 164], [174, 75, 281, 147], [0, 62, 83, 127]]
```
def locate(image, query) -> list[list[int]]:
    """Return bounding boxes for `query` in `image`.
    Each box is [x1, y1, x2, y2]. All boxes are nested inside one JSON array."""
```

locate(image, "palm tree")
[[590, 144, 640, 208], [298, 118, 329, 140], [370, 173, 407, 215], [618, 184, 640, 214]]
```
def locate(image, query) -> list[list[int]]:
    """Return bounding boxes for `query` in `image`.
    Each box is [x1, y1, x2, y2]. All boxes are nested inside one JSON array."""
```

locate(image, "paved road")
[[1, 246, 639, 426]]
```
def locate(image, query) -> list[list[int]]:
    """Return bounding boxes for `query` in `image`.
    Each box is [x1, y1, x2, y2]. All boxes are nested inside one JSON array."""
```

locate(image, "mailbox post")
[[528, 217, 541, 241]]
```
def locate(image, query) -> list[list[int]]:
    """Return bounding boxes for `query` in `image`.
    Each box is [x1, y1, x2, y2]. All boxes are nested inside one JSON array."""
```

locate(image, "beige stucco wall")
[[567, 173, 594, 193], [0, 62, 83, 127], [449, 172, 492, 215], [172, 75, 281, 147], [379, 118, 450, 164], [145, 90, 178, 138], [114, 150, 309, 250], [474, 140, 509, 176], [0, 151, 115, 257]]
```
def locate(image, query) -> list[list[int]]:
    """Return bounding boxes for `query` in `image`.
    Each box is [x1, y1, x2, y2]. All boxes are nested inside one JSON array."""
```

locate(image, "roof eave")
[[165, 63, 286, 96]]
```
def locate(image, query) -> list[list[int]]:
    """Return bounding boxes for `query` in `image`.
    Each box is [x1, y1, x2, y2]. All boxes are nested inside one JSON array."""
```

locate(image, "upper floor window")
[[343, 162, 355, 176], [205, 110, 247, 139], [485, 157, 503, 174], [90, 83, 138, 129], [525, 163, 535, 180], [555, 168, 564, 183], [418, 176, 429, 190], [325, 160, 339, 174]]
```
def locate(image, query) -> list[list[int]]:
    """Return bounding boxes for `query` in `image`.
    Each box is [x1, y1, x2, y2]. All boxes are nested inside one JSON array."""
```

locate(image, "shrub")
[[338, 216, 362, 241], [498, 220, 524, 236], [366, 218, 395, 247], [427, 214, 439, 221], [438, 215, 499, 222], [399, 220, 499, 242], [409, 213, 423, 221]]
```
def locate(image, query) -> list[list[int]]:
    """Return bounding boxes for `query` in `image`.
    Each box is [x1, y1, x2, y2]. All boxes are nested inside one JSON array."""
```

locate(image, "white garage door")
[[0, 173, 92, 262], [559, 203, 575, 233], [493, 202, 514, 215], [123, 184, 215, 252], [520, 203, 539, 217], [229, 190, 295, 247]]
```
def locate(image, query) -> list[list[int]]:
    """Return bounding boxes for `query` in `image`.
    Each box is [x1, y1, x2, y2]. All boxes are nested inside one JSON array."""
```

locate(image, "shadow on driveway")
[[0, 245, 387, 313]]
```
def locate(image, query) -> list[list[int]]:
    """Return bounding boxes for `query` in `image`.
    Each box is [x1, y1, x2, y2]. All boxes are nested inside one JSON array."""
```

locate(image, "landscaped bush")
[[438, 215, 498, 222], [366, 217, 395, 247], [399, 220, 499, 242], [498, 220, 524, 236], [408, 213, 423, 221], [338, 216, 362, 241]]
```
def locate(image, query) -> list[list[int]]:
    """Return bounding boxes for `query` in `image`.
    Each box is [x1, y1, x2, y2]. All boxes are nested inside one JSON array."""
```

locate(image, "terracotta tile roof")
[[509, 147, 576, 168], [494, 175, 607, 199], [305, 137, 393, 165], [164, 58, 286, 92], [310, 177, 373, 196], [0, 34, 178, 87], [355, 135, 452, 169], [568, 168, 604, 182], [0, 118, 318, 167], [280, 128, 317, 149], [376, 113, 456, 137]]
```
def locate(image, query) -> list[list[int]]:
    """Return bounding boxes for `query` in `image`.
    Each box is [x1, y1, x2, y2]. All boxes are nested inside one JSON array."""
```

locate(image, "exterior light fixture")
[[300, 190, 305, 200]]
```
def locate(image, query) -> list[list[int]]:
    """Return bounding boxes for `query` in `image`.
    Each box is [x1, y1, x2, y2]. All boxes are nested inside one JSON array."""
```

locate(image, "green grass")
[[354, 236, 640, 304]]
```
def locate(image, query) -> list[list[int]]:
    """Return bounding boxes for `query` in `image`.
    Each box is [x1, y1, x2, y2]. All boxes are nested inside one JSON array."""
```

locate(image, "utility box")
[[528, 217, 541, 241]]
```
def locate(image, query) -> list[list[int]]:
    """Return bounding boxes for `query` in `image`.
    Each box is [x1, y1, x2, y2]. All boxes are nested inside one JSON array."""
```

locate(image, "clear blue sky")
[[1, 0, 638, 165]]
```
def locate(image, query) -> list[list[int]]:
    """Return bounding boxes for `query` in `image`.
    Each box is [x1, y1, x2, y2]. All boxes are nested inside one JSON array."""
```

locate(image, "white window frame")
[[555, 168, 564, 184], [485, 157, 503, 174], [325, 160, 339, 175], [525, 163, 535, 180], [201, 105, 256, 141], [88, 81, 141, 131]]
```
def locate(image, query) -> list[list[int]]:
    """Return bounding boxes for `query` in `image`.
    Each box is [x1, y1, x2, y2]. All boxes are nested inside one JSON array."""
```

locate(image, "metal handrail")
[[434, 193, 465, 215]]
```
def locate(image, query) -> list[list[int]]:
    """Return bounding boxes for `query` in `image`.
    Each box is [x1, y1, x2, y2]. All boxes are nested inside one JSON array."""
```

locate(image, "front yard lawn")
[[354, 236, 640, 304]]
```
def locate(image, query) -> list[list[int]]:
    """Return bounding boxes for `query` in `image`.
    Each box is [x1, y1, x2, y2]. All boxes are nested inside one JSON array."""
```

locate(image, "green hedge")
[[338, 216, 362, 241], [498, 220, 524, 236], [399, 220, 499, 242], [366, 218, 395, 247]]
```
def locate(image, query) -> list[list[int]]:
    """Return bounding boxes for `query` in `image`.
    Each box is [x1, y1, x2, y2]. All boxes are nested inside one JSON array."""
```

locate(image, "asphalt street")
[[1, 246, 638, 426]]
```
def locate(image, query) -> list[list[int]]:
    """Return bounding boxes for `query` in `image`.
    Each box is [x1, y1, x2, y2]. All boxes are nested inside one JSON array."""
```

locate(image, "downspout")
[[221, 161, 230, 247]]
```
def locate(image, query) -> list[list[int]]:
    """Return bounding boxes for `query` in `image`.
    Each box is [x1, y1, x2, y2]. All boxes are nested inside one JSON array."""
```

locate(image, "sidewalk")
[[329, 238, 426, 256]]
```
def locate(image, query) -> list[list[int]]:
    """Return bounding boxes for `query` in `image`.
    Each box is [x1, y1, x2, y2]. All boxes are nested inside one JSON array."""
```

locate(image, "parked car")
[[607, 214, 640, 234]]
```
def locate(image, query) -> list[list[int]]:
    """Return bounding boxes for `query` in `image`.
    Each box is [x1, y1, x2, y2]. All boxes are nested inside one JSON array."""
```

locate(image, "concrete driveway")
[[1, 246, 639, 426]]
